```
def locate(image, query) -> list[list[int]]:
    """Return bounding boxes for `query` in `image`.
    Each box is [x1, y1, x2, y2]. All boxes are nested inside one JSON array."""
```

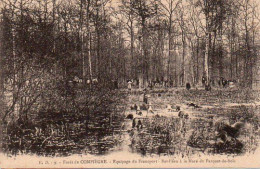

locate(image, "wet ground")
[[3, 88, 260, 157], [116, 88, 260, 157]]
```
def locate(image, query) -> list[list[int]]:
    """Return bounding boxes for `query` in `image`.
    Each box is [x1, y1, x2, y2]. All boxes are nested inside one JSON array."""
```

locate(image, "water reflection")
[[3, 104, 259, 157], [129, 106, 260, 156]]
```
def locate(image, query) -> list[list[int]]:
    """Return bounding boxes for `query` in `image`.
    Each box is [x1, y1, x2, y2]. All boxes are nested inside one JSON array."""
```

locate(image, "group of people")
[[127, 78, 174, 91], [69, 76, 122, 90], [202, 76, 236, 89]]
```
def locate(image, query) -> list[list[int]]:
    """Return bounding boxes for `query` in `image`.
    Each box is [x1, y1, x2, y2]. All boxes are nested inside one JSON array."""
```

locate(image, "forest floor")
[[114, 87, 260, 157], [2, 86, 260, 157]]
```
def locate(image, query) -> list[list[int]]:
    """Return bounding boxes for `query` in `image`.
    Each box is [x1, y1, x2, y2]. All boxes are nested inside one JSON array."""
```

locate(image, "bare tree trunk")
[[205, 30, 210, 90], [53, 0, 56, 52], [0, 9, 4, 152], [85, 0, 92, 82], [167, 14, 172, 81], [218, 16, 224, 80], [0, 9, 3, 98], [235, 39, 238, 79], [211, 30, 217, 81], [196, 37, 199, 85], [80, 0, 86, 84], [174, 38, 177, 87], [130, 20, 135, 79], [181, 31, 185, 86], [52, 0, 57, 83], [244, 0, 252, 88], [141, 17, 146, 88], [11, 4, 17, 115]]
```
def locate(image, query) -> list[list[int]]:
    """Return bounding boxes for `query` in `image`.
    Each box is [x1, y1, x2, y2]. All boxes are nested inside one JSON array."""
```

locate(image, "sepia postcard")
[[0, 0, 260, 168]]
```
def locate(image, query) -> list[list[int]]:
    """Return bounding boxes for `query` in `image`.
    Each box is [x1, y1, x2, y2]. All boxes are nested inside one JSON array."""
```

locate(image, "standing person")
[[128, 80, 132, 91], [202, 76, 206, 86], [143, 88, 148, 104], [161, 77, 164, 87], [143, 93, 147, 104]]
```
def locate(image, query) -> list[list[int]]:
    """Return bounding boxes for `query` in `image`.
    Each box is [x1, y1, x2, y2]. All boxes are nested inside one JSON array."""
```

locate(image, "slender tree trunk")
[[244, 9, 252, 88], [0, 9, 4, 152], [88, 32, 92, 80], [204, 18, 210, 90], [181, 29, 186, 86], [167, 15, 172, 81], [53, 0, 56, 52], [174, 38, 177, 87], [211, 31, 217, 81], [196, 37, 199, 85], [19, 0, 25, 118], [0, 10, 3, 97], [12, 6, 17, 115], [203, 0, 211, 90], [52, 0, 58, 83], [80, 0, 86, 84], [230, 34, 233, 80], [142, 17, 146, 88], [130, 20, 134, 79], [236, 39, 239, 79], [218, 24, 223, 80], [85, 0, 92, 82]]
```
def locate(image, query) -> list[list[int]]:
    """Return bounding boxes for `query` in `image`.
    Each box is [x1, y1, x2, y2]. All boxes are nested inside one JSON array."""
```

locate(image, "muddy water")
[[123, 105, 260, 157], [3, 90, 259, 157]]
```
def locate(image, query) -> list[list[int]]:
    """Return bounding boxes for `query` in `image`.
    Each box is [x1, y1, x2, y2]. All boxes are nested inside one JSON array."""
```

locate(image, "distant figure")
[[143, 93, 148, 104], [222, 79, 228, 88], [160, 77, 163, 84], [148, 81, 153, 90], [148, 103, 154, 114], [186, 83, 191, 90], [128, 80, 132, 91], [202, 76, 206, 86]]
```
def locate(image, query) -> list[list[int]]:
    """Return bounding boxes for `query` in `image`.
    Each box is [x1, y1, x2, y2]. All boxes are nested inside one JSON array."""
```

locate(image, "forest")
[[0, 0, 259, 157]]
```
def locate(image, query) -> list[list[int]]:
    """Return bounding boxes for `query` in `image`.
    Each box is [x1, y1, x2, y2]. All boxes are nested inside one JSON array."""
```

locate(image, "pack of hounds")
[[126, 95, 246, 147]]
